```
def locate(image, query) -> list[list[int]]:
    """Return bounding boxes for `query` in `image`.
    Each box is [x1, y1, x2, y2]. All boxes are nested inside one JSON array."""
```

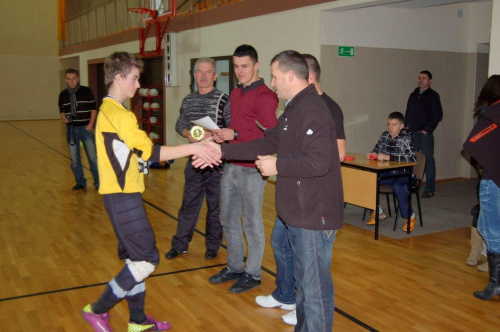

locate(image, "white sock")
[[378, 206, 384, 215]]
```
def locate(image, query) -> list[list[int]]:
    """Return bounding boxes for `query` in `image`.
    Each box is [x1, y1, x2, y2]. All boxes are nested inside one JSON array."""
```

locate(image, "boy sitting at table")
[[367, 111, 417, 231]]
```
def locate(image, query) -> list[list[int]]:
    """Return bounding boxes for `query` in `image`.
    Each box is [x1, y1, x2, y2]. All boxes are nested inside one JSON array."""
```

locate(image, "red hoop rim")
[[127, 7, 157, 19]]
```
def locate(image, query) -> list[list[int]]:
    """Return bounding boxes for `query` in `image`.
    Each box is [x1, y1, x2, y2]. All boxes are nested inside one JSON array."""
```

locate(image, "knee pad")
[[126, 259, 156, 282]]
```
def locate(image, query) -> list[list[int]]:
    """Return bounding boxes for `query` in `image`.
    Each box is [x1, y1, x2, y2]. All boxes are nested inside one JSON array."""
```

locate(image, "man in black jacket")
[[196, 50, 343, 332], [58, 68, 100, 190], [404, 70, 443, 198]]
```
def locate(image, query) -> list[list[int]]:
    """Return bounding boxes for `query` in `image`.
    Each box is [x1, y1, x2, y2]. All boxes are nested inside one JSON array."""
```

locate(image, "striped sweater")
[[175, 88, 230, 135]]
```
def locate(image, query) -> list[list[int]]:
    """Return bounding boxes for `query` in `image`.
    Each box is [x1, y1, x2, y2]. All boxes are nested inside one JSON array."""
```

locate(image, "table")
[[341, 153, 417, 240]]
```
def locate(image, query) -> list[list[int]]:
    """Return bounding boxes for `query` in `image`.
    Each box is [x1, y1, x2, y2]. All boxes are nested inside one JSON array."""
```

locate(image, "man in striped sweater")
[[165, 57, 231, 260]]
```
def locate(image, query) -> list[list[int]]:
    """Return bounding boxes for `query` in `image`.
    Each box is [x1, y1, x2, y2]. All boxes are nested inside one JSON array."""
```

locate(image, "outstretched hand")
[[192, 141, 222, 169]]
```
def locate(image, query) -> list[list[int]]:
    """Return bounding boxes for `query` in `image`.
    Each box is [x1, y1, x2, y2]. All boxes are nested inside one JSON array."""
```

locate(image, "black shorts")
[[103, 192, 159, 265]]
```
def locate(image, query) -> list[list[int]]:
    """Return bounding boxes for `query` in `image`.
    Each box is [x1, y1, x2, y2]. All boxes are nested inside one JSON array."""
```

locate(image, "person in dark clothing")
[[58, 68, 100, 190], [463, 75, 500, 301], [404, 70, 443, 198], [165, 57, 230, 260], [255, 53, 346, 327]]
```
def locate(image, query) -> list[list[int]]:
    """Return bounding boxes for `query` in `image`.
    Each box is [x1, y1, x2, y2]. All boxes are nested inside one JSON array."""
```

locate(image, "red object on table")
[[344, 156, 355, 161]]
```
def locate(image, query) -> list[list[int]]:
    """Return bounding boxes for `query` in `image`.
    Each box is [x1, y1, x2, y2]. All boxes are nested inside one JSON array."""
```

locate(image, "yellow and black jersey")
[[96, 97, 159, 194]]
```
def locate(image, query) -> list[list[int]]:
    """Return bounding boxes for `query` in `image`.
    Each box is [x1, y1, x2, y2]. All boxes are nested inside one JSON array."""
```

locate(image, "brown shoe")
[[402, 217, 416, 232], [366, 211, 387, 225]]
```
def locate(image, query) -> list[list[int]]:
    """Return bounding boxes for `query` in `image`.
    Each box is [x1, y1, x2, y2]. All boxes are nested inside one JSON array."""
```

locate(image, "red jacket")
[[228, 79, 278, 167]]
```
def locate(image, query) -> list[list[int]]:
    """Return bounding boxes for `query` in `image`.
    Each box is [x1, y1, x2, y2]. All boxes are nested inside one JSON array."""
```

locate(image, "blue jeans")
[[67, 125, 99, 187], [478, 180, 500, 253], [287, 224, 336, 332], [271, 217, 296, 304], [413, 132, 435, 193], [220, 163, 267, 278], [380, 171, 412, 219]]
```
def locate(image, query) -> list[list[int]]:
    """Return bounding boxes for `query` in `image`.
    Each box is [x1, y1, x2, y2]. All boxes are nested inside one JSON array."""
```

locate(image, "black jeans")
[[171, 160, 224, 251]]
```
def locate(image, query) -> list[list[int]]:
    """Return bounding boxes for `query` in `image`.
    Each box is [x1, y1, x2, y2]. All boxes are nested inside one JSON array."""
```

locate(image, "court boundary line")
[[0, 263, 227, 303]]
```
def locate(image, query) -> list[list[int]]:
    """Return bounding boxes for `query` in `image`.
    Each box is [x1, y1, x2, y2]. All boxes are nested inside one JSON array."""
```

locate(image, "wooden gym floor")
[[0, 120, 499, 331]]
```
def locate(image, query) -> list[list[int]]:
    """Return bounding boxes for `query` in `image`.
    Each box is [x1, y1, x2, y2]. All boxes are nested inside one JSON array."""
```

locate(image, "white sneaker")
[[282, 309, 297, 326], [255, 295, 296, 310]]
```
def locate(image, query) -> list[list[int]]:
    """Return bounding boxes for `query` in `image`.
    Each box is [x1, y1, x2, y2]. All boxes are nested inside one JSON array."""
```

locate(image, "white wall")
[[321, 1, 491, 52]]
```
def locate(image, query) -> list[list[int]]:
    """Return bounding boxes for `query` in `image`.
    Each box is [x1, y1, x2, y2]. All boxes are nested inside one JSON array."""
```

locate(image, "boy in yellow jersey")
[[82, 52, 221, 332]]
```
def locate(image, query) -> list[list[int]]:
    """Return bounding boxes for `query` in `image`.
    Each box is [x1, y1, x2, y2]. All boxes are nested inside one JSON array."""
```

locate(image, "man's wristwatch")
[[233, 129, 238, 140]]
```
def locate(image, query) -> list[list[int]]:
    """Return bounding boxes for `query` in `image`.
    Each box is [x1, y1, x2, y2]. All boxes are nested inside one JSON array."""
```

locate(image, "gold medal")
[[190, 125, 205, 141]]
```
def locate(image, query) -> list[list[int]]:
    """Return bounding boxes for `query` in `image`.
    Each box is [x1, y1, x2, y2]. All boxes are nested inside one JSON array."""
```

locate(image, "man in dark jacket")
[[58, 68, 100, 190], [196, 50, 343, 332], [404, 70, 443, 198]]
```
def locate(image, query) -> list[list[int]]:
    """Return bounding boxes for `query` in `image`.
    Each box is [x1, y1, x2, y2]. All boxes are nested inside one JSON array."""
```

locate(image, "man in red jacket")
[[210, 45, 278, 293]]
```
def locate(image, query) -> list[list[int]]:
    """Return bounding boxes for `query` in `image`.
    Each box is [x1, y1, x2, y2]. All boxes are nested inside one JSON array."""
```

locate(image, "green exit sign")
[[338, 46, 355, 57]]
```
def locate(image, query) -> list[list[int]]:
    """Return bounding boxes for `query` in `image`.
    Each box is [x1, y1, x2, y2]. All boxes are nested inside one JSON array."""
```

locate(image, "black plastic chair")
[[391, 151, 426, 231]]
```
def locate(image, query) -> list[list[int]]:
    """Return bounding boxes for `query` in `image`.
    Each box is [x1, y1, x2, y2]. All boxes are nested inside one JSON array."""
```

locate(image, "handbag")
[[463, 102, 500, 187]]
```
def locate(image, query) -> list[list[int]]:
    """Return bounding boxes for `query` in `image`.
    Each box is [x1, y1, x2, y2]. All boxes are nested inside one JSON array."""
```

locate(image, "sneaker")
[[229, 272, 261, 293], [402, 217, 416, 232], [255, 295, 296, 310], [421, 191, 434, 198], [127, 315, 171, 332], [81, 304, 112, 332], [205, 249, 218, 260], [282, 309, 297, 326], [164, 248, 187, 259], [208, 267, 243, 284], [366, 211, 387, 225]]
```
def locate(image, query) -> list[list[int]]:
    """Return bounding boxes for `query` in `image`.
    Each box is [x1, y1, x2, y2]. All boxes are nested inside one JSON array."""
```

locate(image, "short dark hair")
[[388, 111, 405, 123], [233, 44, 258, 63], [270, 50, 309, 81], [65, 68, 79, 77], [301, 54, 321, 81], [104, 52, 144, 88], [420, 70, 432, 80]]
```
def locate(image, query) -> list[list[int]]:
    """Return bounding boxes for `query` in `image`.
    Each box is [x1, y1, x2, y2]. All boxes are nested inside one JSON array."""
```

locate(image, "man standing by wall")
[[58, 68, 100, 190], [404, 70, 443, 198], [165, 58, 230, 260], [210, 44, 278, 293]]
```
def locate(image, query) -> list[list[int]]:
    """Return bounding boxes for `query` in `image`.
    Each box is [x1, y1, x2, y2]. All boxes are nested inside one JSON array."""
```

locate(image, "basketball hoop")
[[128, 8, 157, 29]]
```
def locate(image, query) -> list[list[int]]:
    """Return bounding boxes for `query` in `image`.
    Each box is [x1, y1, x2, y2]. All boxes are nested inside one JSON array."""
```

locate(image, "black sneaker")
[[165, 248, 187, 259], [208, 267, 243, 284], [72, 184, 86, 190], [229, 272, 261, 293], [205, 249, 218, 260]]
